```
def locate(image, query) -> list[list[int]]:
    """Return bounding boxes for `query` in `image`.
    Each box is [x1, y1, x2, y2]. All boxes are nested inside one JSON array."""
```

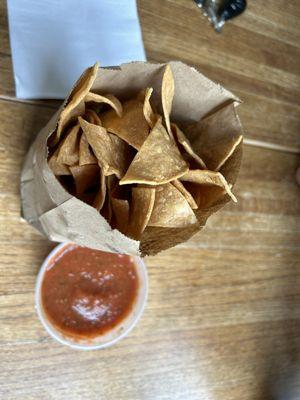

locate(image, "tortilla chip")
[[107, 174, 119, 193], [79, 110, 101, 165], [101, 99, 150, 149], [218, 140, 243, 186], [56, 63, 99, 142], [111, 197, 130, 234], [110, 133, 133, 174], [93, 169, 106, 211], [79, 132, 97, 166], [183, 182, 227, 210], [84, 109, 102, 125], [172, 179, 198, 209], [172, 123, 207, 169], [48, 148, 71, 175], [78, 117, 131, 178], [120, 119, 188, 186], [100, 196, 112, 223], [187, 103, 243, 171], [148, 183, 197, 228], [127, 186, 156, 240], [143, 88, 156, 128], [180, 169, 237, 202], [100, 175, 117, 223], [69, 164, 99, 196], [56, 124, 80, 166], [162, 64, 175, 138], [85, 92, 122, 117]]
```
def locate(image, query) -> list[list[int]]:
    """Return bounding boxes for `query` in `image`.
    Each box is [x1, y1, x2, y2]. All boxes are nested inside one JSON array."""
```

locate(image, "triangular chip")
[[93, 168, 106, 211], [148, 183, 197, 228], [172, 123, 207, 169], [85, 92, 122, 117], [48, 148, 71, 176], [101, 99, 150, 149], [69, 164, 99, 196], [111, 198, 130, 234], [187, 103, 243, 171], [183, 182, 227, 210], [84, 109, 102, 125], [180, 169, 237, 202], [100, 175, 117, 223], [56, 63, 99, 141], [79, 117, 131, 178], [107, 174, 119, 193], [120, 119, 188, 186], [79, 110, 101, 165], [79, 132, 97, 166], [56, 125, 80, 166], [143, 88, 156, 128], [172, 179, 198, 209], [127, 186, 156, 240], [162, 64, 175, 138]]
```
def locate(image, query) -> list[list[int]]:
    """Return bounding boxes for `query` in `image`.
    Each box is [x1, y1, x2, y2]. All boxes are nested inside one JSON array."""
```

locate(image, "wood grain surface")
[[0, 1, 300, 399]]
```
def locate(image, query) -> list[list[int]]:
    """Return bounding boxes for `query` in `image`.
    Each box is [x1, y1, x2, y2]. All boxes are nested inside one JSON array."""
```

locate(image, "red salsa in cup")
[[41, 245, 138, 339]]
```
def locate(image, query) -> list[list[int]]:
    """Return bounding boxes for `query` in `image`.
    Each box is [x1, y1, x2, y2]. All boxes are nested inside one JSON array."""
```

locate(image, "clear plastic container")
[[35, 242, 148, 350]]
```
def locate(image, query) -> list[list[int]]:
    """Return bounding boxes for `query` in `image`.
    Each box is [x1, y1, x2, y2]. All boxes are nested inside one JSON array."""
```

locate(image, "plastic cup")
[[35, 242, 148, 350]]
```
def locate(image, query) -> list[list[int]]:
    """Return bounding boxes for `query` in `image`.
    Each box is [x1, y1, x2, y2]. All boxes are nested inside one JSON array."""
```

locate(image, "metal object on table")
[[194, 0, 247, 32]]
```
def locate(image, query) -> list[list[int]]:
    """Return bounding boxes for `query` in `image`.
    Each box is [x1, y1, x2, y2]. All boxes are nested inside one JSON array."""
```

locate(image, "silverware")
[[194, 0, 247, 32]]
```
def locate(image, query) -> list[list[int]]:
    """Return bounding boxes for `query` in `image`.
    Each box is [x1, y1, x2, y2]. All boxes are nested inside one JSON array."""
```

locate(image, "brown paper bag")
[[20, 61, 243, 256]]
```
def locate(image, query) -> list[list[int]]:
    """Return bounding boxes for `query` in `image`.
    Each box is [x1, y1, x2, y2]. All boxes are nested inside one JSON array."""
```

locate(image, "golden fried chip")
[[84, 109, 102, 125], [85, 92, 122, 117], [162, 64, 175, 138], [183, 182, 225, 210], [48, 148, 71, 175], [56, 63, 99, 142], [56, 124, 80, 166], [100, 196, 112, 223], [188, 103, 243, 171], [180, 169, 237, 202], [100, 175, 118, 223], [148, 183, 197, 228], [79, 117, 131, 178], [101, 99, 150, 149], [172, 179, 198, 209], [107, 174, 119, 193], [93, 169, 106, 211], [143, 87, 156, 128], [172, 123, 207, 169], [127, 186, 156, 240], [111, 197, 130, 234], [69, 164, 99, 195], [79, 110, 101, 165], [120, 119, 188, 186], [79, 132, 97, 165]]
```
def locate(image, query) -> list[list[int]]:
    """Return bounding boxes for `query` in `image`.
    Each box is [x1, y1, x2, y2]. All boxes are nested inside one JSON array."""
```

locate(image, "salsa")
[[41, 245, 138, 339]]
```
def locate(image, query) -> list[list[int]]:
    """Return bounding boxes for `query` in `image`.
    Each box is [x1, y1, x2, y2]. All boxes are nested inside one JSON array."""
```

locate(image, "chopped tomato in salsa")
[[42, 246, 138, 339]]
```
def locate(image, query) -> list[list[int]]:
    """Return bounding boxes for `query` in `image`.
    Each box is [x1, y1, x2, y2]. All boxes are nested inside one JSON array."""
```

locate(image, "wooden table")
[[1, 1, 299, 399]]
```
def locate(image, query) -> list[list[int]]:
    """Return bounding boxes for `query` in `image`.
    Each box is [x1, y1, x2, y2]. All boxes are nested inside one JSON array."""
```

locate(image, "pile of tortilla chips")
[[47, 62, 243, 252]]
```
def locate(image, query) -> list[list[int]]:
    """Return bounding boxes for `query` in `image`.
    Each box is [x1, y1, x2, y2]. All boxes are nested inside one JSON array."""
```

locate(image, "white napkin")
[[7, 0, 146, 99]]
